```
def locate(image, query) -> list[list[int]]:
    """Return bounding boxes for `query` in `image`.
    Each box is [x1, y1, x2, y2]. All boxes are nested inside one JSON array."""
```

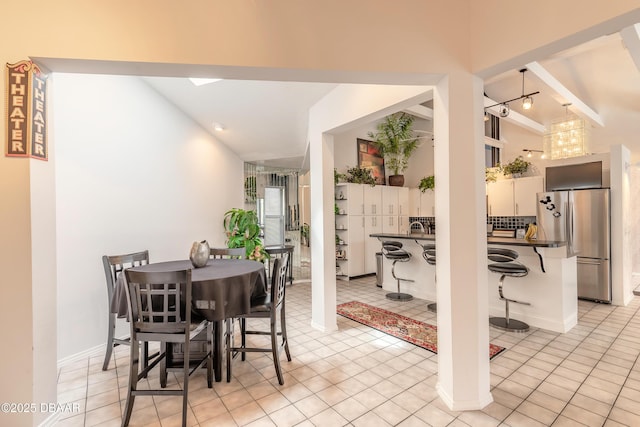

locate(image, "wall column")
[[610, 144, 632, 306], [309, 133, 338, 332], [433, 70, 492, 410]]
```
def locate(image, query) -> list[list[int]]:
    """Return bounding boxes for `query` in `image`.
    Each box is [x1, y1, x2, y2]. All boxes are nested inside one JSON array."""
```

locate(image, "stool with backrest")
[[210, 247, 246, 259], [421, 243, 437, 312], [487, 247, 530, 332], [381, 241, 414, 302], [102, 250, 151, 371], [122, 268, 213, 427], [227, 253, 291, 384]]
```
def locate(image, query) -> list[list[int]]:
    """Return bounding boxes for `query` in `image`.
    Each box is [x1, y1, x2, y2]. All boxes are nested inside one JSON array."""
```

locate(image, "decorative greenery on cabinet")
[[418, 176, 435, 192]]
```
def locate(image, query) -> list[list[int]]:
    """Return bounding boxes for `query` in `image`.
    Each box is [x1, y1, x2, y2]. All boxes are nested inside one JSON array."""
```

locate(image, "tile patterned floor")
[[56, 276, 640, 426]]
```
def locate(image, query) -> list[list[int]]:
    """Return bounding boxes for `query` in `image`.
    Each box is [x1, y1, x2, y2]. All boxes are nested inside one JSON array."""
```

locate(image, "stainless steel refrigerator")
[[536, 188, 611, 302]]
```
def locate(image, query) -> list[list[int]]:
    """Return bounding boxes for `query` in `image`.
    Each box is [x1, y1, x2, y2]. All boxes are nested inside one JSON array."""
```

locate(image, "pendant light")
[[484, 68, 539, 118], [543, 103, 588, 159]]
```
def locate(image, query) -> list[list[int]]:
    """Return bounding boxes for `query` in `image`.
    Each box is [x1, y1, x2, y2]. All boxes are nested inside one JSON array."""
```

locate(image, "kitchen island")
[[370, 233, 576, 333]]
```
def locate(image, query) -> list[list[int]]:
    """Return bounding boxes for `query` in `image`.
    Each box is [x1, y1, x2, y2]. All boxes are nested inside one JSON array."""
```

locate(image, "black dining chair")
[[226, 253, 291, 384], [210, 247, 246, 259], [102, 250, 151, 371], [122, 268, 213, 427]]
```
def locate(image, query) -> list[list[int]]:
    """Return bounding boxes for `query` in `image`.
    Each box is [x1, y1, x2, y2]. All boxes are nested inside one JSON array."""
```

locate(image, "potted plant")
[[418, 176, 435, 193], [499, 156, 531, 178], [223, 208, 269, 261], [368, 112, 420, 186], [345, 166, 376, 186], [485, 167, 498, 183], [334, 168, 347, 185]]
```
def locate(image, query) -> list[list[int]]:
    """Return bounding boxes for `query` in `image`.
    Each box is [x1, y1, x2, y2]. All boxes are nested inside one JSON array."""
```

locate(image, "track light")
[[484, 68, 539, 117], [522, 148, 544, 159], [499, 104, 510, 118]]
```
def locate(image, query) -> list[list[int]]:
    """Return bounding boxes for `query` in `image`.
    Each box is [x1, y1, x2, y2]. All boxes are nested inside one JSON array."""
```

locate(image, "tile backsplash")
[[408, 216, 536, 234], [487, 216, 536, 230]]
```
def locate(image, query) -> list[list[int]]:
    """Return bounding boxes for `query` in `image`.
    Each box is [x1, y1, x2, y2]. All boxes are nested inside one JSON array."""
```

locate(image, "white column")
[[309, 133, 338, 332], [433, 71, 492, 410], [610, 144, 632, 306]]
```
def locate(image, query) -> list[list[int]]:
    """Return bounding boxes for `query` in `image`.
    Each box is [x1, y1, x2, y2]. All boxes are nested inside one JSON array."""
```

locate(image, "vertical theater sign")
[[5, 60, 48, 160]]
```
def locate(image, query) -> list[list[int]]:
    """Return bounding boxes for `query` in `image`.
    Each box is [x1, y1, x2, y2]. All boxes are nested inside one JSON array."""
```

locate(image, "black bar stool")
[[381, 241, 414, 301], [421, 244, 437, 313], [488, 248, 530, 332]]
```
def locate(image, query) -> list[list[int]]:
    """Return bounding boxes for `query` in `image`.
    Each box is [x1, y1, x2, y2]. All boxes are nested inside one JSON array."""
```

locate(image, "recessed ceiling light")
[[213, 123, 225, 131], [189, 78, 221, 87]]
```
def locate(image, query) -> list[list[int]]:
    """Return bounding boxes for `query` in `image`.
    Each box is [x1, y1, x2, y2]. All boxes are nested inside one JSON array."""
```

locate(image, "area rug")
[[337, 301, 506, 359]]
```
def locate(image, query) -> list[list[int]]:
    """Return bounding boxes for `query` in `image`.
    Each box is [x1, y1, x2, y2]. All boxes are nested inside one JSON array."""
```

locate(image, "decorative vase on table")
[[189, 240, 210, 268]]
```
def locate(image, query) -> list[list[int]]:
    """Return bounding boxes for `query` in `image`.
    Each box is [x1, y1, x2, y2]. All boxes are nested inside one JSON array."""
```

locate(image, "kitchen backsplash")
[[409, 216, 536, 233], [487, 216, 536, 230]]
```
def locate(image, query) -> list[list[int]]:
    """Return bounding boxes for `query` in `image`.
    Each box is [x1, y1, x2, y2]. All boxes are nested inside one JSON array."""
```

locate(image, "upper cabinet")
[[487, 176, 543, 217], [381, 186, 409, 216], [363, 185, 382, 216], [409, 188, 435, 217]]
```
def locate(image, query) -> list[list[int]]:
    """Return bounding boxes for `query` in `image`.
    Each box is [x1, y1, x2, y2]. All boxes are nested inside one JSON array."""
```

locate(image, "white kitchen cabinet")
[[335, 183, 411, 278], [486, 180, 514, 216], [514, 176, 543, 216], [343, 215, 365, 276], [382, 186, 399, 215], [363, 185, 382, 215], [398, 187, 409, 217], [364, 215, 382, 274], [382, 215, 398, 234], [487, 176, 543, 216], [409, 188, 435, 217]]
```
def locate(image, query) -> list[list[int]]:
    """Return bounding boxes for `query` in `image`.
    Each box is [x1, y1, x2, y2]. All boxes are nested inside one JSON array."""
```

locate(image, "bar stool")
[[381, 241, 414, 301], [421, 244, 437, 313], [488, 248, 530, 332]]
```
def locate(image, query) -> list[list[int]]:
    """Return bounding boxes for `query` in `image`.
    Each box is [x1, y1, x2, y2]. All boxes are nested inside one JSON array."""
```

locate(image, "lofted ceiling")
[[142, 25, 640, 168]]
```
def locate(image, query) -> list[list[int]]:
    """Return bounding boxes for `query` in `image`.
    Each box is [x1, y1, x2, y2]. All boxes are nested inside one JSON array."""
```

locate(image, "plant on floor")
[[223, 208, 269, 261], [418, 176, 435, 192]]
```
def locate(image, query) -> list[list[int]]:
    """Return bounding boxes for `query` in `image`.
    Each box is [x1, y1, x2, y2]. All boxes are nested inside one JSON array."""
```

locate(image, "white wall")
[[54, 74, 243, 359]]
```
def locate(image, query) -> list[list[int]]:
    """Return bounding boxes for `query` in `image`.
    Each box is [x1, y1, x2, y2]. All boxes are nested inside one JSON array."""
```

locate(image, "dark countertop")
[[369, 233, 566, 248]]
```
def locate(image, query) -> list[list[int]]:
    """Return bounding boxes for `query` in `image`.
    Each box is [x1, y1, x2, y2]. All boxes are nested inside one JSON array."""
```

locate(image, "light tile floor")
[[56, 276, 640, 426]]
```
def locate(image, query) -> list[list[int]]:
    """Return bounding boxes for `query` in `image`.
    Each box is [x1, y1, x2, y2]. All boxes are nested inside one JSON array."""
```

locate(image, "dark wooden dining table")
[[112, 258, 267, 382]]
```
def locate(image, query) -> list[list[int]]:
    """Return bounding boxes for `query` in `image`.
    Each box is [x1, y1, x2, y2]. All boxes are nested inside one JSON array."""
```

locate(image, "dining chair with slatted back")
[[102, 250, 149, 371], [227, 253, 291, 384], [122, 268, 212, 427], [209, 247, 246, 259]]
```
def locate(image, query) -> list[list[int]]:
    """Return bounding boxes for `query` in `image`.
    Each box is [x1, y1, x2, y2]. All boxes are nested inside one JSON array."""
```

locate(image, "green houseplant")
[[418, 176, 435, 193], [368, 112, 420, 186], [499, 156, 531, 177], [223, 208, 269, 261], [345, 166, 376, 186]]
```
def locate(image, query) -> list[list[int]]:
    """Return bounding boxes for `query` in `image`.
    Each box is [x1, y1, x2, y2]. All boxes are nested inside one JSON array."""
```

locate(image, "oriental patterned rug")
[[337, 301, 506, 359]]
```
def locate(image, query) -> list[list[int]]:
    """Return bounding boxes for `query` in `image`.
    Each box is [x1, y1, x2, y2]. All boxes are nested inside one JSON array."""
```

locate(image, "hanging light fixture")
[[543, 103, 588, 160], [484, 68, 539, 118], [520, 69, 533, 110], [522, 149, 544, 159]]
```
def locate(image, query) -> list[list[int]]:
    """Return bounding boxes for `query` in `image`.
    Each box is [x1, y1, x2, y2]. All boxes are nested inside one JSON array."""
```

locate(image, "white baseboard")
[[57, 335, 128, 368]]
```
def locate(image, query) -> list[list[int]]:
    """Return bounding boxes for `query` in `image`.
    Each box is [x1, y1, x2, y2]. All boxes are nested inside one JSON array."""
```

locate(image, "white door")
[[420, 190, 435, 217], [382, 215, 398, 234], [408, 188, 421, 216], [364, 186, 382, 216], [398, 187, 409, 217]]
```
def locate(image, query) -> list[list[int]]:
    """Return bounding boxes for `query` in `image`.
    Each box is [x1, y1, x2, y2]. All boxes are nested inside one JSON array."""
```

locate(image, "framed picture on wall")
[[357, 138, 385, 185]]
